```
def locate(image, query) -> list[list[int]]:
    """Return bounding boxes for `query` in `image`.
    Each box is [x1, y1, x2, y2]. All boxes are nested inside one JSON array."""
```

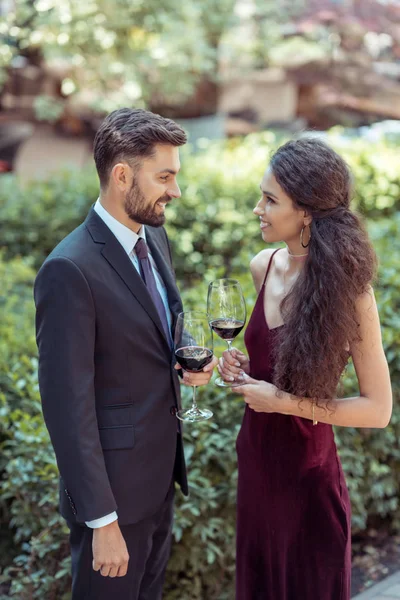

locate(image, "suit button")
[[170, 406, 177, 416]]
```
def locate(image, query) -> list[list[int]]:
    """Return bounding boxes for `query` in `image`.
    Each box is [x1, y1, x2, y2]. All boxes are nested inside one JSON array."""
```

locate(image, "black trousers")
[[68, 483, 175, 600]]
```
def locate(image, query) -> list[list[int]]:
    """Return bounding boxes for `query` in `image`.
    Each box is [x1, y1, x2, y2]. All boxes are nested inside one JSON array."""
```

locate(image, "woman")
[[218, 137, 392, 600]]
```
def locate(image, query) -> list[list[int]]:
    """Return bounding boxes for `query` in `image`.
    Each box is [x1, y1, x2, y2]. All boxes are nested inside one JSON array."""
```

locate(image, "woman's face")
[[254, 168, 309, 245]]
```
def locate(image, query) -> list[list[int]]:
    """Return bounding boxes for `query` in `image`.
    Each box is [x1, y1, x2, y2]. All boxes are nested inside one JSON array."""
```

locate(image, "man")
[[34, 108, 217, 599]]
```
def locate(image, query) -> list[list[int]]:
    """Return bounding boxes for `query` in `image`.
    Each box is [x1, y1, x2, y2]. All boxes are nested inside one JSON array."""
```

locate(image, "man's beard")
[[124, 180, 169, 227]]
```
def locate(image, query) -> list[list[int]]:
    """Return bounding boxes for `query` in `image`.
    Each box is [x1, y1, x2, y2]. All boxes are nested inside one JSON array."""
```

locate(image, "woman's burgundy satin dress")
[[236, 250, 351, 599]]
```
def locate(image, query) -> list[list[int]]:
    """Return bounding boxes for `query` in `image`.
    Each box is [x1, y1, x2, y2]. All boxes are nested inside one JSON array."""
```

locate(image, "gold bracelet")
[[312, 401, 318, 426]]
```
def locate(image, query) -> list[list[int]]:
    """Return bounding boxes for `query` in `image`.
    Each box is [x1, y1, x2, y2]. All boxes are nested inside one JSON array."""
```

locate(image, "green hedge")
[[0, 132, 399, 598], [1, 131, 400, 283]]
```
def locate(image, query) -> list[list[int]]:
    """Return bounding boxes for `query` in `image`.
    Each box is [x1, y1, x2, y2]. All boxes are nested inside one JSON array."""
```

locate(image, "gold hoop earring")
[[300, 225, 311, 248]]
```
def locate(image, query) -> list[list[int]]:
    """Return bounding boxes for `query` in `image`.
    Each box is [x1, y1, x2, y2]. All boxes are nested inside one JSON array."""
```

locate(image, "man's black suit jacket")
[[34, 207, 188, 526]]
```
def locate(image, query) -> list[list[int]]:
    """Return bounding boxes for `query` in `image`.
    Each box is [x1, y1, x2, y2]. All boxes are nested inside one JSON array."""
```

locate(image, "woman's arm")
[[235, 287, 393, 428]]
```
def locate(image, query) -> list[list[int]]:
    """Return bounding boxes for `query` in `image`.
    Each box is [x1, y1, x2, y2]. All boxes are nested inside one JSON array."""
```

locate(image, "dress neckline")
[[267, 322, 285, 332], [261, 248, 285, 332]]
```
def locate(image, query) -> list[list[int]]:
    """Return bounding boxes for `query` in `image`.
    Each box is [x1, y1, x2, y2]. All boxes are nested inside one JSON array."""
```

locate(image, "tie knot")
[[135, 237, 148, 260]]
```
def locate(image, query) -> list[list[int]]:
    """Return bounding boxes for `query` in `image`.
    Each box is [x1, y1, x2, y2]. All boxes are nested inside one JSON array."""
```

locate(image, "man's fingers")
[[93, 560, 101, 572], [183, 375, 211, 386], [117, 563, 129, 577], [182, 368, 216, 385], [100, 564, 111, 577], [91, 521, 129, 578], [108, 566, 119, 578], [95, 561, 128, 577]]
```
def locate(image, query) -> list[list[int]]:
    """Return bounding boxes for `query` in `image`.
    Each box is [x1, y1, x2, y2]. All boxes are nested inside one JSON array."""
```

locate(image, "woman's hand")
[[217, 348, 250, 383], [232, 374, 279, 413]]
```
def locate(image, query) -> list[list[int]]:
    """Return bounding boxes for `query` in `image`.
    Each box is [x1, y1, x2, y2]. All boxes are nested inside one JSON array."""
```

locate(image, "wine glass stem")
[[227, 340, 236, 383], [192, 386, 198, 410]]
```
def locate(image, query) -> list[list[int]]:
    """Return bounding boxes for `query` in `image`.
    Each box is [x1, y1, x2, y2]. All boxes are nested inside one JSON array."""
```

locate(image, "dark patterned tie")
[[135, 238, 172, 348]]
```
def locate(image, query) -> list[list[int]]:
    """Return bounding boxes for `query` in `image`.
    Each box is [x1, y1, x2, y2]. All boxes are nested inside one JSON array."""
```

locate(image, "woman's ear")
[[303, 211, 312, 227]]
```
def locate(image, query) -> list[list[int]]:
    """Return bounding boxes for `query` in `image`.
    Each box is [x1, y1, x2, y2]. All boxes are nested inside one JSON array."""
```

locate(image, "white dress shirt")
[[86, 199, 173, 528]]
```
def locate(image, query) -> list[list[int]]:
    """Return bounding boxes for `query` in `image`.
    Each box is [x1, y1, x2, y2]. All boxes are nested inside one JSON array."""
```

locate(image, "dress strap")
[[262, 248, 282, 287]]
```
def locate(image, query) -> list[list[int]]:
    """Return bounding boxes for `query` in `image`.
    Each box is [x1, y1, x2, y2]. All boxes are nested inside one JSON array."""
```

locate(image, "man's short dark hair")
[[93, 108, 187, 188]]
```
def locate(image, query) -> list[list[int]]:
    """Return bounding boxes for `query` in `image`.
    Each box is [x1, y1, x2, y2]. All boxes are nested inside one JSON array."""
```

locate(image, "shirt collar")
[[94, 199, 146, 255]]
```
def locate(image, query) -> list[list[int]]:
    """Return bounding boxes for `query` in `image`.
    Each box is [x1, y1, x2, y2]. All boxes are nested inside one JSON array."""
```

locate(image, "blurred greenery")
[[0, 0, 238, 115], [0, 131, 399, 598], [1, 130, 400, 282], [0, 1, 308, 117]]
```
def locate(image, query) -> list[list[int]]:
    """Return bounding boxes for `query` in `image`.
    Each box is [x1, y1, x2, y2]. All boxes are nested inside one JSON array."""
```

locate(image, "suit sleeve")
[[34, 256, 118, 522]]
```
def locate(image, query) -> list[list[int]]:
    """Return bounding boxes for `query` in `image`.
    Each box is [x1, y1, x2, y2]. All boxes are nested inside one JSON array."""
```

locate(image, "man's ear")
[[111, 163, 132, 192]]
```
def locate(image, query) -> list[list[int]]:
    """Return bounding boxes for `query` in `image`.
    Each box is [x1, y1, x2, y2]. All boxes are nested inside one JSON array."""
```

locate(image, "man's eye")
[[266, 196, 275, 204], [160, 176, 169, 181]]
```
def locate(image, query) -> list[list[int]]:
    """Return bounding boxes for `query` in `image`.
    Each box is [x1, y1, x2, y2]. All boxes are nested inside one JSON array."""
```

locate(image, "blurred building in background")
[[0, 0, 400, 177]]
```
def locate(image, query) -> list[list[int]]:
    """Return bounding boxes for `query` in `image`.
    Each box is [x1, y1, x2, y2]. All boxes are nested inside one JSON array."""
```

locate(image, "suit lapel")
[[146, 228, 183, 334], [85, 208, 171, 351]]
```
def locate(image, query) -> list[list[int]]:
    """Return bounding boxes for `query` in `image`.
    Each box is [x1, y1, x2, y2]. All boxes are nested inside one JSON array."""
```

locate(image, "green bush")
[[1, 222, 400, 598], [337, 215, 400, 532], [0, 133, 399, 598], [1, 131, 400, 284], [0, 170, 98, 267], [0, 257, 71, 599]]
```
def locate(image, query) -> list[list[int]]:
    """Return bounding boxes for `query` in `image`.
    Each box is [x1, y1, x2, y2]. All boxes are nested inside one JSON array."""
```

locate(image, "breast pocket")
[[97, 403, 135, 450]]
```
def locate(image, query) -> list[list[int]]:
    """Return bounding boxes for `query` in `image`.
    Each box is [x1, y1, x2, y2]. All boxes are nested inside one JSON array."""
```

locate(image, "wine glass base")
[[177, 407, 213, 422], [215, 377, 244, 388]]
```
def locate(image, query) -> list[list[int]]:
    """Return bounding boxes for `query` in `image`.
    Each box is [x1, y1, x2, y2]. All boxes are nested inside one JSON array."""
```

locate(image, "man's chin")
[[146, 213, 166, 227], [127, 213, 165, 228], [149, 216, 166, 228]]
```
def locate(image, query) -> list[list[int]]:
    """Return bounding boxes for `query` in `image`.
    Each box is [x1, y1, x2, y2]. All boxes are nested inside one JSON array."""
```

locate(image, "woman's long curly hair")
[[270, 137, 377, 402]]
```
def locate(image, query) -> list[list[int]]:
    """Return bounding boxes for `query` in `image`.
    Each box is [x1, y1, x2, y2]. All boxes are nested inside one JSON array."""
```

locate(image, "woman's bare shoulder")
[[250, 248, 277, 286]]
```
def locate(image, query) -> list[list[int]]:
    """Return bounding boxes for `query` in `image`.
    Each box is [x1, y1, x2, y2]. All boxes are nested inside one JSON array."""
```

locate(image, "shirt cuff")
[[85, 511, 118, 529]]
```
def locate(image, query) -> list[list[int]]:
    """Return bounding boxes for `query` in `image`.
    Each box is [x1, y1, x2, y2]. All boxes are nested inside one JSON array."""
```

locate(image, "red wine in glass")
[[174, 312, 214, 422], [175, 346, 214, 372], [209, 318, 245, 341], [207, 279, 247, 388]]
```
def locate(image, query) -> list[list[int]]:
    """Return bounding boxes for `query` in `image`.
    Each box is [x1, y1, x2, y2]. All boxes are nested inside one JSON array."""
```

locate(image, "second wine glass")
[[174, 311, 214, 422], [207, 279, 247, 387]]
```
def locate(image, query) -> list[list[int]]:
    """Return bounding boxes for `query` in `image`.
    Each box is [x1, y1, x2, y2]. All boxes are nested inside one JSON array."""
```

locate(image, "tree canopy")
[[0, 0, 238, 112]]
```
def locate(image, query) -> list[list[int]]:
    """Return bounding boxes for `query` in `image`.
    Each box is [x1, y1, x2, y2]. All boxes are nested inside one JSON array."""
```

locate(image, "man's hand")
[[92, 521, 129, 578], [174, 355, 218, 386]]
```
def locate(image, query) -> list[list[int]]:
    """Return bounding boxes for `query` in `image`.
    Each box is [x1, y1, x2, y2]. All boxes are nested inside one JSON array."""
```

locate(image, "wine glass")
[[174, 311, 214, 422], [207, 279, 246, 387]]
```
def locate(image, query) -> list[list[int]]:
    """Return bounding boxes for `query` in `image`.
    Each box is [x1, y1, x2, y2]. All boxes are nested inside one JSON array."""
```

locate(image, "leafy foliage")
[[0, 0, 236, 114], [0, 133, 399, 598], [1, 131, 400, 282], [0, 257, 70, 599]]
